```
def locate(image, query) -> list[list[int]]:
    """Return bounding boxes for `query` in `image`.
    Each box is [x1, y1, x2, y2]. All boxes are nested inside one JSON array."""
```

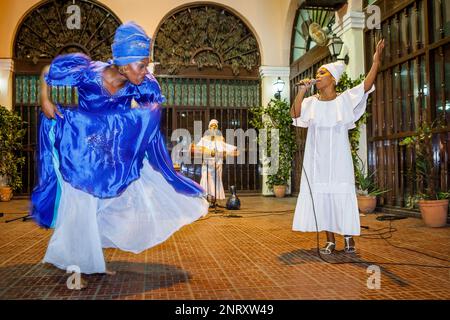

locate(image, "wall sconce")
[[273, 77, 285, 100], [327, 34, 349, 65]]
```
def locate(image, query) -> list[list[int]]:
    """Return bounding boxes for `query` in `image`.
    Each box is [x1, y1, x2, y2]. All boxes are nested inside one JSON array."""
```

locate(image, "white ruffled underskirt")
[[292, 192, 361, 236], [43, 160, 209, 274]]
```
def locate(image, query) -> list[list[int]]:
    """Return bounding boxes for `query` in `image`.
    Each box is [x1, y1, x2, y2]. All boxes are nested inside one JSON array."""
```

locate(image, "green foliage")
[[399, 119, 448, 200], [0, 106, 26, 191], [249, 98, 297, 189], [437, 191, 450, 200], [335, 73, 365, 94], [354, 159, 390, 197]]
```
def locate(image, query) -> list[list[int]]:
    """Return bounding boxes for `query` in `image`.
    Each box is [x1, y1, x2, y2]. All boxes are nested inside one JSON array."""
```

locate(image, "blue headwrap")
[[112, 22, 151, 66]]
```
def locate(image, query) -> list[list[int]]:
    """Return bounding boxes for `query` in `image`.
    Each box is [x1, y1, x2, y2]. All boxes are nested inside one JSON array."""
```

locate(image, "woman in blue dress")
[[31, 22, 208, 285]]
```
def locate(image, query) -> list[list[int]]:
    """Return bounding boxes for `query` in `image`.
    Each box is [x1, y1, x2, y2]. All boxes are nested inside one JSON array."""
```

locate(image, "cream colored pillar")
[[259, 66, 291, 196], [0, 59, 14, 186], [0, 59, 14, 110], [333, 2, 369, 172]]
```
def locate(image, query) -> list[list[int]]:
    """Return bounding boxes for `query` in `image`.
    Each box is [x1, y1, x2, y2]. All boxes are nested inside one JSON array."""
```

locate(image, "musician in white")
[[195, 119, 239, 201]]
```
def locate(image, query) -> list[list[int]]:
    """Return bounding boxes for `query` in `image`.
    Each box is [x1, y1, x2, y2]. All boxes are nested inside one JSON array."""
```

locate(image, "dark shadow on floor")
[[0, 261, 191, 299], [278, 248, 410, 287]]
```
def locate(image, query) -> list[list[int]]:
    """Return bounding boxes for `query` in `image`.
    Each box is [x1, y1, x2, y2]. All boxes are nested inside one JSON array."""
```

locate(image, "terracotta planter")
[[273, 185, 287, 198], [357, 195, 377, 213], [0, 186, 13, 202], [418, 199, 449, 228]]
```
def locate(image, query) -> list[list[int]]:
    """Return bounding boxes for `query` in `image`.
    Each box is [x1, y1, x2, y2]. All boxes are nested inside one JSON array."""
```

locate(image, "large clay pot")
[[418, 199, 449, 227], [0, 186, 13, 202], [357, 195, 377, 213], [273, 185, 287, 198]]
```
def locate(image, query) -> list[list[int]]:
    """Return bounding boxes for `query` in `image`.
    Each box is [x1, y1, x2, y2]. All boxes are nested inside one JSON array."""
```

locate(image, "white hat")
[[320, 61, 346, 85], [209, 119, 219, 127]]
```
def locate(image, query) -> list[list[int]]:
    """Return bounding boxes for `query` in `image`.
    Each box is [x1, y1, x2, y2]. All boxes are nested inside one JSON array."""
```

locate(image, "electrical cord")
[[195, 178, 449, 266], [197, 209, 293, 221], [360, 220, 450, 263], [302, 153, 450, 268]]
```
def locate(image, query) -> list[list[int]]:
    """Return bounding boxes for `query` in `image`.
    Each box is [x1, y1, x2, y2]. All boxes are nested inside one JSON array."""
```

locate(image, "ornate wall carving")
[[154, 5, 260, 76], [14, 0, 121, 63]]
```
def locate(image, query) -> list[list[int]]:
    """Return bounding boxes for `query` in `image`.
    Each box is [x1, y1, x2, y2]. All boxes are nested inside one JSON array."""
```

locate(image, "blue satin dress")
[[31, 53, 208, 274]]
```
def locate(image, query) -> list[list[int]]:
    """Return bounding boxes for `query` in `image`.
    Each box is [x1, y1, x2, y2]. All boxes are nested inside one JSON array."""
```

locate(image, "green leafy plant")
[[400, 119, 449, 200], [0, 106, 26, 191], [249, 98, 297, 189], [354, 159, 389, 197]]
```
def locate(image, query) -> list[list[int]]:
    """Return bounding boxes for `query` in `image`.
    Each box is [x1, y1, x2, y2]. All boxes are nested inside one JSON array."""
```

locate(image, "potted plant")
[[354, 159, 389, 213], [400, 120, 449, 227], [0, 106, 26, 201], [250, 98, 297, 198]]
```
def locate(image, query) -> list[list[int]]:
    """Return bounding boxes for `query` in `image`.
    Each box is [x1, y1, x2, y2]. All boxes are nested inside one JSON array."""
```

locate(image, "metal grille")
[[158, 77, 261, 192], [14, 75, 77, 195], [364, 0, 450, 209]]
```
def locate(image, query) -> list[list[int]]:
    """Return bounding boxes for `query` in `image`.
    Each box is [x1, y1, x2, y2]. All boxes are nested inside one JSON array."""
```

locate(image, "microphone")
[[295, 78, 317, 87]]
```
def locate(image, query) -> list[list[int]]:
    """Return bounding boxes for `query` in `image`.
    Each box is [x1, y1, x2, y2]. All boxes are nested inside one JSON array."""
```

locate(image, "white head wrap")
[[209, 119, 219, 128], [319, 61, 346, 85]]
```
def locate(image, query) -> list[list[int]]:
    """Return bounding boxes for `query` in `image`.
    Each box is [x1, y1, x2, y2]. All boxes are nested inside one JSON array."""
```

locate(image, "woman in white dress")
[[195, 119, 238, 201], [290, 39, 385, 254]]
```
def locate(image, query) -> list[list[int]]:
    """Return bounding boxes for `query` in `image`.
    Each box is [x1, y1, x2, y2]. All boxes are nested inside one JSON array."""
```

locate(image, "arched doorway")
[[153, 4, 262, 193], [13, 0, 121, 195]]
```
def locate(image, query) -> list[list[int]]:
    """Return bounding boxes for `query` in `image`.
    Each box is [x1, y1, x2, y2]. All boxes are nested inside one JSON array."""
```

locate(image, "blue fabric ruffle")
[[44, 53, 91, 87]]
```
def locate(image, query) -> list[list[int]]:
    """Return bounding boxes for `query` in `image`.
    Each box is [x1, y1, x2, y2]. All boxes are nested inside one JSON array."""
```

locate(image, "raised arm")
[[40, 65, 63, 119], [290, 79, 314, 118], [364, 39, 385, 93]]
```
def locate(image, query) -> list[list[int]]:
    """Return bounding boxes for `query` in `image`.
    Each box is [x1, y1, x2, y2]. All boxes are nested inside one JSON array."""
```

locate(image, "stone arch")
[[12, 0, 122, 195], [13, 0, 122, 63]]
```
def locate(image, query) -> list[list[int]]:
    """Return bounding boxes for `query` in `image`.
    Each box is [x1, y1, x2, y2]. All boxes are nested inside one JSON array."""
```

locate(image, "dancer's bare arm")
[[40, 65, 63, 119]]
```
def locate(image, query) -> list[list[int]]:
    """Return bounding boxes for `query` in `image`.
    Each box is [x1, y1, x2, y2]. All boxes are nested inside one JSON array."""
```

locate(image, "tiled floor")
[[0, 197, 449, 300]]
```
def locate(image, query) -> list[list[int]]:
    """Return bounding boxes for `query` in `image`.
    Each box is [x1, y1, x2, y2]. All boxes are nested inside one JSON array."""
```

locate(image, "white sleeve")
[[223, 142, 237, 152], [292, 96, 314, 128], [342, 82, 375, 122]]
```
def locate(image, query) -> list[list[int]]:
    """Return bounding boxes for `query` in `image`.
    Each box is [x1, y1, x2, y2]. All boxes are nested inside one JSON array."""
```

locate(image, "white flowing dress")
[[43, 123, 209, 274], [196, 135, 237, 200], [292, 83, 375, 236]]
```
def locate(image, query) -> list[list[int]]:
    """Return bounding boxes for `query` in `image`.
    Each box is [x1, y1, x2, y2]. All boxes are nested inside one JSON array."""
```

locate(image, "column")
[[259, 65, 291, 196], [0, 58, 14, 110]]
